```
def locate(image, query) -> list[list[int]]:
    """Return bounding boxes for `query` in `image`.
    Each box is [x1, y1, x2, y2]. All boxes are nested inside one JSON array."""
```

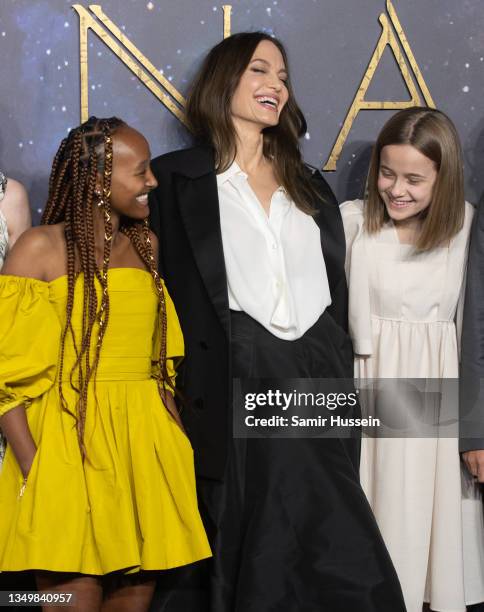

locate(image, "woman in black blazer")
[[150, 32, 405, 612]]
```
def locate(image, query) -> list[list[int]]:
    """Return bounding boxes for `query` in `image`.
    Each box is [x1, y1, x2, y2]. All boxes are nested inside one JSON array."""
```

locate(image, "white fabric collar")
[[216, 160, 286, 196], [216, 161, 247, 186]]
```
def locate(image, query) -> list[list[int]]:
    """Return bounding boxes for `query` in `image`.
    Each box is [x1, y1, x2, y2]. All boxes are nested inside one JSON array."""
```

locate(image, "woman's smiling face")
[[230, 40, 289, 131]]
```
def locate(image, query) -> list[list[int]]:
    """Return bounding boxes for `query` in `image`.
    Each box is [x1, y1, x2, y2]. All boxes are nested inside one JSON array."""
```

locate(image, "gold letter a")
[[323, 0, 435, 171]]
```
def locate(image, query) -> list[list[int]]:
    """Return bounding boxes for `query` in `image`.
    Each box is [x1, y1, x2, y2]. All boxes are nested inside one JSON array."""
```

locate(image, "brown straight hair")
[[365, 107, 465, 251], [185, 31, 320, 214]]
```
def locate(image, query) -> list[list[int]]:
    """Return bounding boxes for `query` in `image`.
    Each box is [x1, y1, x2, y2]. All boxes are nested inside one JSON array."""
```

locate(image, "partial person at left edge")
[[0, 170, 31, 268], [0, 171, 31, 464]]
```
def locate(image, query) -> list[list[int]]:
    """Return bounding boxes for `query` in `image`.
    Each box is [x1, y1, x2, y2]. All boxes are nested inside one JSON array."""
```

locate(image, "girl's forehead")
[[113, 127, 150, 157], [380, 144, 435, 170]]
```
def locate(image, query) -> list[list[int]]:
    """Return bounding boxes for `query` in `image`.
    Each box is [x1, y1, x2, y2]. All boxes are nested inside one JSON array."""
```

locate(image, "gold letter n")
[[72, 4, 188, 124], [72, 4, 232, 125]]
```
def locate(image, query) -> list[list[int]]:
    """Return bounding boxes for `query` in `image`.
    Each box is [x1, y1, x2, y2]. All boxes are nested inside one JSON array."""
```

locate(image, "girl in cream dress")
[[342, 108, 484, 612]]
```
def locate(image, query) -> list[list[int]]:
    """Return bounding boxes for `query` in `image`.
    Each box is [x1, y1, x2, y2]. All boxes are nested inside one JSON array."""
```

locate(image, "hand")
[[462, 450, 484, 483], [19, 451, 36, 479], [162, 390, 187, 435], [0, 405, 37, 479]]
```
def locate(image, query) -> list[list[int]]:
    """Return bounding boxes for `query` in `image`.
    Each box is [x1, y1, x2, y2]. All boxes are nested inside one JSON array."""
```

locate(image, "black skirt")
[[188, 311, 406, 612], [153, 311, 405, 611]]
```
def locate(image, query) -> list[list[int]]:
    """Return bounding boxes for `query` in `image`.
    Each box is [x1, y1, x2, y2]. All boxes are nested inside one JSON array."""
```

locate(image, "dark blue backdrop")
[[1, 0, 483, 220]]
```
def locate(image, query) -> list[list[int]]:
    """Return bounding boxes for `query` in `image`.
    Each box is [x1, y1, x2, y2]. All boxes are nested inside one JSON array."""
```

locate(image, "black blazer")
[[460, 199, 484, 452], [149, 145, 349, 480]]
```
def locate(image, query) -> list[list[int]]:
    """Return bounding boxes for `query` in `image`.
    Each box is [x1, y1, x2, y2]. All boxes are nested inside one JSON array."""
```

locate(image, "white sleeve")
[[340, 200, 373, 356]]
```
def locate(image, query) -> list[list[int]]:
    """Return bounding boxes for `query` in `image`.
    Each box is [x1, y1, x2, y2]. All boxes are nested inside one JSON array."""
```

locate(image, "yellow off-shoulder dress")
[[0, 268, 211, 575]]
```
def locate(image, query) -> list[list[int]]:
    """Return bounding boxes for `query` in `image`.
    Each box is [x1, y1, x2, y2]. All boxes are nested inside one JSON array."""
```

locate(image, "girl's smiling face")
[[377, 143, 438, 225], [107, 126, 158, 221]]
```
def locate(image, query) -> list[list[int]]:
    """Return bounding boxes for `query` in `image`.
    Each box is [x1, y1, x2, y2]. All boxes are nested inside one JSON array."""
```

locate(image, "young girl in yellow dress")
[[0, 117, 211, 611]]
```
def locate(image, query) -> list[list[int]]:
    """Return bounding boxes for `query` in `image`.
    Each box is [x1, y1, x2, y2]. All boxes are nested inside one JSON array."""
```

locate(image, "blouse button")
[[272, 243, 277, 250]]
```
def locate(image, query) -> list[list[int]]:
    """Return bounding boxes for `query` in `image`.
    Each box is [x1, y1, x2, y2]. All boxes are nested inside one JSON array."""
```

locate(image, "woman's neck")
[[234, 124, 267, 174]]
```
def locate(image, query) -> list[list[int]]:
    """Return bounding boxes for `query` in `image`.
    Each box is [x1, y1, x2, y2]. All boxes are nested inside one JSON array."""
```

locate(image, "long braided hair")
[[41, 116, 173, 458]]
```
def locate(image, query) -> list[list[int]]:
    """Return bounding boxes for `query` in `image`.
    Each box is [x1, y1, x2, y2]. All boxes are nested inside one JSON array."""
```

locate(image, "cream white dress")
[[341, 199, 484, 612]]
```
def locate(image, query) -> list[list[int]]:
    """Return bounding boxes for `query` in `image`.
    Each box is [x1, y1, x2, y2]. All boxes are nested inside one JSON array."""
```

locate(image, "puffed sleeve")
[[340, 200, 373, 356], [151, 278, 184, 389], [0, 276, 61, 417]]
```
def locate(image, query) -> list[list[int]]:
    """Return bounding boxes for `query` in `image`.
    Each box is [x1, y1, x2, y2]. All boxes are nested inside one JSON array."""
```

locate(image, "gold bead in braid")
[[96, 126, 113, 349]]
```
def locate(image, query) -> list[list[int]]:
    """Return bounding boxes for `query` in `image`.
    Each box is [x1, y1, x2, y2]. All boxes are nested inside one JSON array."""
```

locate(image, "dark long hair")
[[41, 117, 173, 457], [365, 107, 465, 251], [186, 31, 320, 214]]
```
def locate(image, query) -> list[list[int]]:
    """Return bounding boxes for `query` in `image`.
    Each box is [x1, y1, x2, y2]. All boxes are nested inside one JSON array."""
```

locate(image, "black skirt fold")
[[194, 311, 406, 612]]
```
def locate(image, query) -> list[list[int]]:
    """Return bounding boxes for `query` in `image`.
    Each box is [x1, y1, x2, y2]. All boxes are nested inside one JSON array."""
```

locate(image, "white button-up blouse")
[[217, 162, 331, 340]]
